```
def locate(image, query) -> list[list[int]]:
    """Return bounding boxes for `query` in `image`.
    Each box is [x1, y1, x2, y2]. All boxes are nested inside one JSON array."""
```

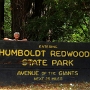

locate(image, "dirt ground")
[[0, 82, 90, 90]]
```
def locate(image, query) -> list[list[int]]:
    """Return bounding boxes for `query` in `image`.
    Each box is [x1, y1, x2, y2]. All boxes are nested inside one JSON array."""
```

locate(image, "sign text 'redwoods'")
[[0, 49, 90, 57]]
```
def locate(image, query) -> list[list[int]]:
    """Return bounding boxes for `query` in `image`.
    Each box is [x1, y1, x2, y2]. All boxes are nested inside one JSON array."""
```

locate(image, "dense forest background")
[[0, 0, 90, 42]]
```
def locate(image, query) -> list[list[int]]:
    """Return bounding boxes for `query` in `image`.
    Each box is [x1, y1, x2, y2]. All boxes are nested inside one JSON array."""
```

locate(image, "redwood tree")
[[10, 0, 32, 38], [10, 0, 44, 39], [0, 0, 4, 39]]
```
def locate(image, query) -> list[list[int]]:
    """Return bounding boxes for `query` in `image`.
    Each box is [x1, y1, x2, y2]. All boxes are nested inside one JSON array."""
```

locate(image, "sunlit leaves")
[[4, 0, 11, 37]]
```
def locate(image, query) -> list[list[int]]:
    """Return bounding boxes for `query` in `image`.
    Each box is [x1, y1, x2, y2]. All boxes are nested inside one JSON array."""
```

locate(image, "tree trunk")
[[10, 0, 44, 40], [11, 0, 32, 39], [0, 0, 4, 39], [35, 0, 44, 17]]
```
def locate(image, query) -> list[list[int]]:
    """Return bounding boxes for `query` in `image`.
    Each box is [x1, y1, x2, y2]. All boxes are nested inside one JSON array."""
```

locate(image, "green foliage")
[[4, 0, 11, 37], [4, 0, 90, 42], [26, 0, 90, 42], [26, 16, 48, 40]]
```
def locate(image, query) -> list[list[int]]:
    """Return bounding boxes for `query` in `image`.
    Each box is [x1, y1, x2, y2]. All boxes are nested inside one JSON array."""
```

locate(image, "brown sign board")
[[0, 40, 90, 85]]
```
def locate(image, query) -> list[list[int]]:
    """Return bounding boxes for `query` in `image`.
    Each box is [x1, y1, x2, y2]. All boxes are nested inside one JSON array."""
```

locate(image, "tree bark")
[[11, 0, 32, 39], [0, 0, 4, 39]]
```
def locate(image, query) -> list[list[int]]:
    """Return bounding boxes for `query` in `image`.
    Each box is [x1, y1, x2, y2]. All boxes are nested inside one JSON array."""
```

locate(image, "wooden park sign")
[[0, 40, 90, 85]]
